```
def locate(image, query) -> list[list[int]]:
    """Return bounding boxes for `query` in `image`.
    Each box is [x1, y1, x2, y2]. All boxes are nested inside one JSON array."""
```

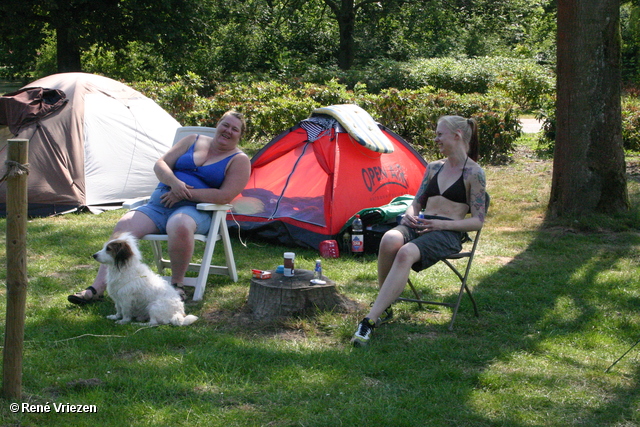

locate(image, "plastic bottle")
[[351, 214, 364, 255]]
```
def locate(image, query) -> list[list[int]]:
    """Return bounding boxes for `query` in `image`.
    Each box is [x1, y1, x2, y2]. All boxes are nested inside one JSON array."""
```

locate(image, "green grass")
[[0, 79, 23, 95], [1, 142, 640, 426]]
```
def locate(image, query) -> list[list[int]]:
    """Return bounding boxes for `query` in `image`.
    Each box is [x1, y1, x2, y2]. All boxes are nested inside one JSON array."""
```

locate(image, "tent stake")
[[605, 336, 640, 373]]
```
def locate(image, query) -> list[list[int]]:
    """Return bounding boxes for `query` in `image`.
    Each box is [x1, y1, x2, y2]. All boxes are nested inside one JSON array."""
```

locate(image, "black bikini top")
[[419, 158, 468, 206]]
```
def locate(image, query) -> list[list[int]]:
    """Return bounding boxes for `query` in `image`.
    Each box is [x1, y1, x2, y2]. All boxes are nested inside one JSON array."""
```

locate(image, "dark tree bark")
[[324, 0, 356, 70], [55, 25, 82, 73], [323, 0, 386, 70], [550, 0, 628, 217]]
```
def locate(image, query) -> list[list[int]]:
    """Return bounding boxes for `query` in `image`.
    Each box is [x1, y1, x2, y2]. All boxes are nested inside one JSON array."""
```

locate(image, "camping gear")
[[228, 105, 427, 249], [0, 72, 181, 216], [344, 194, 415, 228], [319, 240, 340, 258], [341, 194, 415, 254]]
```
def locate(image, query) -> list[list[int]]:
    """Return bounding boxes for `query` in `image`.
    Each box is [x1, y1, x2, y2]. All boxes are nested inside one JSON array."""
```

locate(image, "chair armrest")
[[123, 197, 150, 210], [196, 203, 233, 211]]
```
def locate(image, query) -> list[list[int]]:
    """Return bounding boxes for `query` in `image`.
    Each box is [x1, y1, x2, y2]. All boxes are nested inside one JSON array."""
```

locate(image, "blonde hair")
[[438, 115, 479, 161], [218, 110, 247, 137]]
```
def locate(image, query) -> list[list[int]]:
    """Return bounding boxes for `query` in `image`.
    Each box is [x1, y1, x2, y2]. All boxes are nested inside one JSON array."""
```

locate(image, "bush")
[[536, 95, 640, 156], [408, 57, 495, 94], [622, 96, 640, 152], [365, 88, 520, 163], [132, 73, 206, 125], [134, 74, 521, 164], [405, 57, 555, 112]]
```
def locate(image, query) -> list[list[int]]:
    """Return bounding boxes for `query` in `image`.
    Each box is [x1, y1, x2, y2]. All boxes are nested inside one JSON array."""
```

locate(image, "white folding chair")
[[124, 126, 238, 301]]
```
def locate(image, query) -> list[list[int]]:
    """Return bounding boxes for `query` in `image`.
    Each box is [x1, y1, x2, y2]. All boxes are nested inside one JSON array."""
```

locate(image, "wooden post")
[[3, 139, 29, 400]]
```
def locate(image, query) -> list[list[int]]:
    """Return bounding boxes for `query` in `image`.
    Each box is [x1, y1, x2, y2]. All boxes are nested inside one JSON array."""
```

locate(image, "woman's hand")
[[415, 218, 446, 234], [160, 182, 194, 208], [400, 214, 419, 228]]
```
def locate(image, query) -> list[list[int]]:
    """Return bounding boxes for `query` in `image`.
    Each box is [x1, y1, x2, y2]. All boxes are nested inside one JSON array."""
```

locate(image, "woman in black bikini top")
[[351, 115, 487, 347], [419, 156, 469, 206]]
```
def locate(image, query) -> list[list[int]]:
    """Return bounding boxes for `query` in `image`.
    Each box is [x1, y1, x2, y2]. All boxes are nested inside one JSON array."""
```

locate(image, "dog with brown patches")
[[93, 233, 198, 326]]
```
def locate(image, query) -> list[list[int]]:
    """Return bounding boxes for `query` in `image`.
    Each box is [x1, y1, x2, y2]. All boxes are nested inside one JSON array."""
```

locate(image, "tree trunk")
[[56, 24, 82, 73], [247, 269, 359, 320], [324, 0, 356, 70], [550, 0, 628, 217]]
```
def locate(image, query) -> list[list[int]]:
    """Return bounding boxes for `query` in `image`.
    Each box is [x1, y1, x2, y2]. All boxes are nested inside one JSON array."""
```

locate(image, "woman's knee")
[[166, 213, 197, 238], [394, 243, 421, 266], [113, 211, 156, 238], [379, 230, 405, 253]]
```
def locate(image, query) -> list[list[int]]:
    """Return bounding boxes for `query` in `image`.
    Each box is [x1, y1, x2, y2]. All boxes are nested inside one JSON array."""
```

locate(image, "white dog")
[[93, 232, 198, 326]]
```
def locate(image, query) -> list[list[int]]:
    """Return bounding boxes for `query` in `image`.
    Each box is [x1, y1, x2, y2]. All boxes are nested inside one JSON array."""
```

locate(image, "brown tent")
[[0, 73, 181, 216]]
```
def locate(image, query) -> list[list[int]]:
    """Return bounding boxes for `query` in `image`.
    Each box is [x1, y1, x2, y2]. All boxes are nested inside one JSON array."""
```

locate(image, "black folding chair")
[[397, 193, 490, 330]]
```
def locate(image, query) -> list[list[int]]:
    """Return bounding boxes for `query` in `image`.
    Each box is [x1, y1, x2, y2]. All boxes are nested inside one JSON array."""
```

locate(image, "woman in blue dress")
[[69, 110, 251, 304]]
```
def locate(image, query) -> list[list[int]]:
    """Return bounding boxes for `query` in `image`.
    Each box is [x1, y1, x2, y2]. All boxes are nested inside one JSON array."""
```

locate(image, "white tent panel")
[[83, 94, 178, 206]]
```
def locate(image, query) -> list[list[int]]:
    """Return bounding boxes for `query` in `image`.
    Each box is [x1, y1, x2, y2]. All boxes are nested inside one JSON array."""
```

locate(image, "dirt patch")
[[201, 305, 326, 340]]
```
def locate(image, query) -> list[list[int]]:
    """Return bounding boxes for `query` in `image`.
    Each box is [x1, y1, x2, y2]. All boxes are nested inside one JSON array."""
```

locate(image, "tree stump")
[[248, 269, 358, 320]]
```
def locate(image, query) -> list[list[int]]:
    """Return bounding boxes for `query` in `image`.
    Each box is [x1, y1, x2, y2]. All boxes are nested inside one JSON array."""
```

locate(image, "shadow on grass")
[[448, 221, 640, 425]]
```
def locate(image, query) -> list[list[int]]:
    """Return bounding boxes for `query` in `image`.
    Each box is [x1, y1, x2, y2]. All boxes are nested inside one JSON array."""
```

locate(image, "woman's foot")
[[68, 286, 104, 305], [172, 283, 187, 301]]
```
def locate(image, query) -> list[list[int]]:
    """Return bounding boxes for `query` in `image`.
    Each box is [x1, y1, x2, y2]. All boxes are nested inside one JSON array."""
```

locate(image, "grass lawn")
[[1, 136, 640, 426], [0, 79, 23, 95]]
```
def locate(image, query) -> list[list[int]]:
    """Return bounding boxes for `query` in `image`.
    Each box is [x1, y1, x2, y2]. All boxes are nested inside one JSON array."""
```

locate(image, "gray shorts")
[[393, 215, 464, 272], [133, 186, 212, 235]]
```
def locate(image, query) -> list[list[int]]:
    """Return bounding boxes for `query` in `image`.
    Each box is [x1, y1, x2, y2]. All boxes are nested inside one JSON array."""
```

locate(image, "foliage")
[[1, 0, 560, 82], [622, 3, 640, 86], [82, 42, 171, 83], [0, 0, 210, 77], [134, 74, 521, 164], [365, 88, 521, 163], [536, 94, 640, 155], [406, 57, 556, 111]]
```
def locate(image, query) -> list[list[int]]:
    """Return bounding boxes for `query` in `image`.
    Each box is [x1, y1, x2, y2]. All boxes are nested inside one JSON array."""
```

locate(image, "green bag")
[[341, 194, 414, 233]]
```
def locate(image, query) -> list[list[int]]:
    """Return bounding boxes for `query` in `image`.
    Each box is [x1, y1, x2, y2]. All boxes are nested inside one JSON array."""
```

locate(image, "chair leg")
[[192, 210, 223, 302], [150, 241, 166, 275], [406, 278, 424, 309], [399, 258, 479, 331], [219, 217, 238, 282], [446, 258, 479, 330]]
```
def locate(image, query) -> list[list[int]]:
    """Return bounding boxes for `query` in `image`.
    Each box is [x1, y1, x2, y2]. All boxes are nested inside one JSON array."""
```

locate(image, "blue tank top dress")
[[135, 136, 241, 233]]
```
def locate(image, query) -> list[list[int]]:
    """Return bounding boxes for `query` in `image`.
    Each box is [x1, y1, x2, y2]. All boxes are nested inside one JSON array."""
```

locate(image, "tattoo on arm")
[[470, 168, 487, 222], [414, 163, 433, 203]]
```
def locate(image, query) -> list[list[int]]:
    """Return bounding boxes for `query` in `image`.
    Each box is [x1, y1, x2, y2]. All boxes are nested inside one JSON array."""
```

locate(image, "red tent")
[[228, 106, 427, 249]]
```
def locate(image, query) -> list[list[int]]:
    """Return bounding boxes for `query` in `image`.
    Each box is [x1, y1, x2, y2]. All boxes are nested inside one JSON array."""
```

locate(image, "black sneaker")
[[377, 306, 394, 326], [351, 317, 376, 347]]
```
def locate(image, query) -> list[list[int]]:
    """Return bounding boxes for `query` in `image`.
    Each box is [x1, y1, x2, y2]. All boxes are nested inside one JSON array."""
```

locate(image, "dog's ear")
[[109, 241, 134, 270]]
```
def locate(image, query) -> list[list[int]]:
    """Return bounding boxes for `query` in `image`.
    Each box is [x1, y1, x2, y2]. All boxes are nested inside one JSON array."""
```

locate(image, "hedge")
[[133, 76, 521, 164]]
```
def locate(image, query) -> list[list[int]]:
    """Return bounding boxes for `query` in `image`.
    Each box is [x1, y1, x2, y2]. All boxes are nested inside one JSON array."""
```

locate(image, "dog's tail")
[[172, 314, 198, 326]]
